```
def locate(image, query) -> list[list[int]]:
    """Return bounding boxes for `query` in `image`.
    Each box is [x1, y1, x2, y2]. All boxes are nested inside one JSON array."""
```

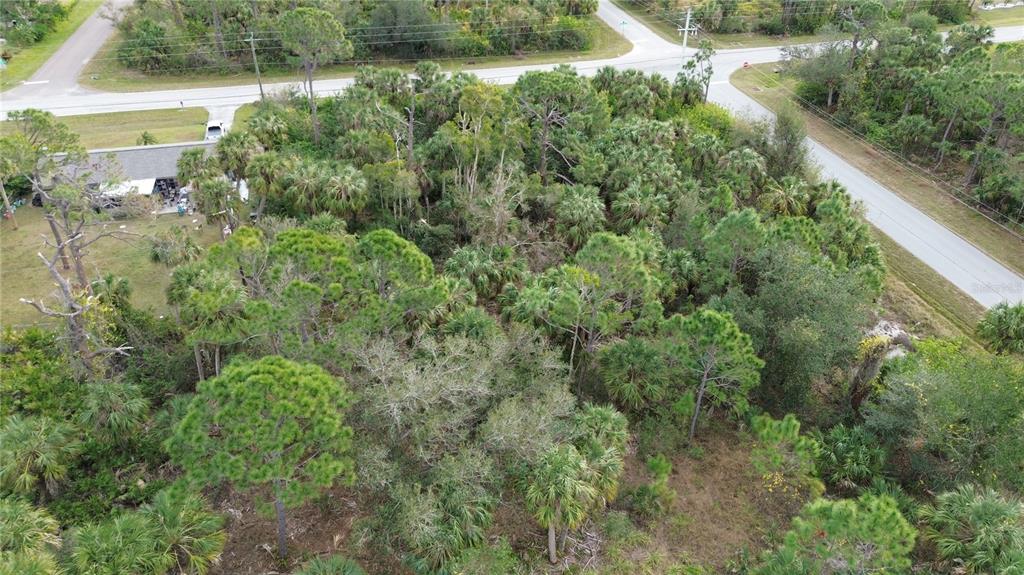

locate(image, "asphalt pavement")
[[1, 0, 1021, 306], [4, 0, 130, 100]]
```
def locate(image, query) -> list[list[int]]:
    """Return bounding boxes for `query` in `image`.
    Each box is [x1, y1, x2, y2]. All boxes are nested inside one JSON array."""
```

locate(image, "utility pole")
[[678, 7, 697, 52], [248, 32, 265, 101]]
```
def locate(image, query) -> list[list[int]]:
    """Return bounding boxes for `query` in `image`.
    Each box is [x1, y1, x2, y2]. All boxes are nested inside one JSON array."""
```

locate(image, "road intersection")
[[2, 0, 1021, 306]]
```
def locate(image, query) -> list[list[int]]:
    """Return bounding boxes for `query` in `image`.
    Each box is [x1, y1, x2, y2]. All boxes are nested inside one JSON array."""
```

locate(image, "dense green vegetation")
[[3, 55, 1024, 574], [783, 17, 1024, 224], [625, 0, 974, 36], [114, 0, 598, 75], [0, 0, 71, 51]]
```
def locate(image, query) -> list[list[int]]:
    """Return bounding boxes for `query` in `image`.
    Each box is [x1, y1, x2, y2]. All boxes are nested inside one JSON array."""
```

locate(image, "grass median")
[[79, 16, 632, 92], [0, 0, 104, 91], [1, 108, 209, 150]]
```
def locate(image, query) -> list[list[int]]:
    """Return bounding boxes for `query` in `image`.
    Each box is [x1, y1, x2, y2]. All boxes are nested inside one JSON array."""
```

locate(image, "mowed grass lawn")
[[0, 108, 209, 150], [0, 207, 219, 327], [80, 16, 632, 92], [612, 0, 1024, 48], [0, 0, 103, 91]]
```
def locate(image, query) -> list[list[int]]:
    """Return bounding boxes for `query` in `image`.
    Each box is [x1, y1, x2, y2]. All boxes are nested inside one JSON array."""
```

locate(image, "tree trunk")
[[168, 0, 185, 27], [256, 193, 267, 220], [539, 117, 550, 186], [307, 61, 321, 146], [934, 109, 958, 166], [68, 240, 92, 294], [214, 345, 221, 376], [964, 118, 996, 185], [827, 85, 835, 110], [0, 180, 17, 230], [547, 517, 558, 564], [688, 376, 708, 442], [849, 33, 860, 70], [194, 344, 206, 381], [406, 101, 416, 166], [274, 480, 289, 560], [211, 1, 228, 60], [45, 216, 71, 270]]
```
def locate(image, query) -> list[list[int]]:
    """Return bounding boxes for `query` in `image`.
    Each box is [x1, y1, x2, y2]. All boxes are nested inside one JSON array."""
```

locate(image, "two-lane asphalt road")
[[2, 0, 1021, 306], [4, 0, 131, 100]]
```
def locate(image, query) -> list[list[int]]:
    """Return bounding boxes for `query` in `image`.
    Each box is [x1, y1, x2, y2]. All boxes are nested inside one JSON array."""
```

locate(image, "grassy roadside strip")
[[611, 0, 1024, 48], [731, 64, 1024, 277], [874, 229, 985, 341], [0, 0, 104, 91], [79, 16, 631, 92], [729, 65, 996, 339], [0, 108, 209, 150]]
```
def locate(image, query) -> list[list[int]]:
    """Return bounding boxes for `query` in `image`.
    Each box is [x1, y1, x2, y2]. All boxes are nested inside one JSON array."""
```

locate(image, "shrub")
[[69, 513, 172, 575], [142, 490, 226, 575], [918, 484, 1024, 573], [755, 494, 916, 575], [625, 454, 676, 520], [0, 328, 80, 418], [0, 414, 81, 500], [0, 497, 60, 560], [813, 424, 885, 495], [977, 302, 1024, 355], [751, 414, 823, 513]]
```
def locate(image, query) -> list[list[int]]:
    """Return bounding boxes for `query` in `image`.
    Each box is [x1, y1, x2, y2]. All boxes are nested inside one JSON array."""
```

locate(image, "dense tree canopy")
[[7, 52, 1023, 575]]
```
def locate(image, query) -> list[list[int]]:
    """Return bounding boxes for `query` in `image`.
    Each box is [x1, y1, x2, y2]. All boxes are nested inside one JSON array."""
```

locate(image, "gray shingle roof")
[[86, 141, 215, 182]]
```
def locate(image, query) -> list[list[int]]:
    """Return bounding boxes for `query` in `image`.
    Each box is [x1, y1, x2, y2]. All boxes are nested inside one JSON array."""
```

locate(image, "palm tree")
[[718, 147, 767, 198], [686, 131, 724, 178], [0, 415, 81, 501], [143, 490, 226, 575], [194, 178, 239, 237], [976, 302, 1024, 355], [574, 403, 629, 452], [215, 130, 262, 194], [245, 151, 290, 220], [321, 162, 368, 219], [286, 158, 327, 216], [760, 176, 809, 216], [78, 381, 150, 442], [177, 148, 216, 196], [248, 112, 289, 151], [525, 445, 597, 564]]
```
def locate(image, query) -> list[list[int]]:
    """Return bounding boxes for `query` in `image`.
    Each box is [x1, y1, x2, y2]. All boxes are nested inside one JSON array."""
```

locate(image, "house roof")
[[86, 141, 215, 182]]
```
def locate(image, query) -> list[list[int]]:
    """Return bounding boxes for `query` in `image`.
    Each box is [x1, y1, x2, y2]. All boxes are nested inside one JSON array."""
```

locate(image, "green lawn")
[[0, 207, 219, 327], [0, 0, 104, 91], [1, 108, 209, 150], [232, 103, 258, 128], [79, 16, 632, 92], [612, 0, 1024, 48]]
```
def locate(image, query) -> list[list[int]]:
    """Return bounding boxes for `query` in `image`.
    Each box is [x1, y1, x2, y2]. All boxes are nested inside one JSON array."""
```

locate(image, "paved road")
[[2, 1, 1022, 306], [4, 0, 130, 100]]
